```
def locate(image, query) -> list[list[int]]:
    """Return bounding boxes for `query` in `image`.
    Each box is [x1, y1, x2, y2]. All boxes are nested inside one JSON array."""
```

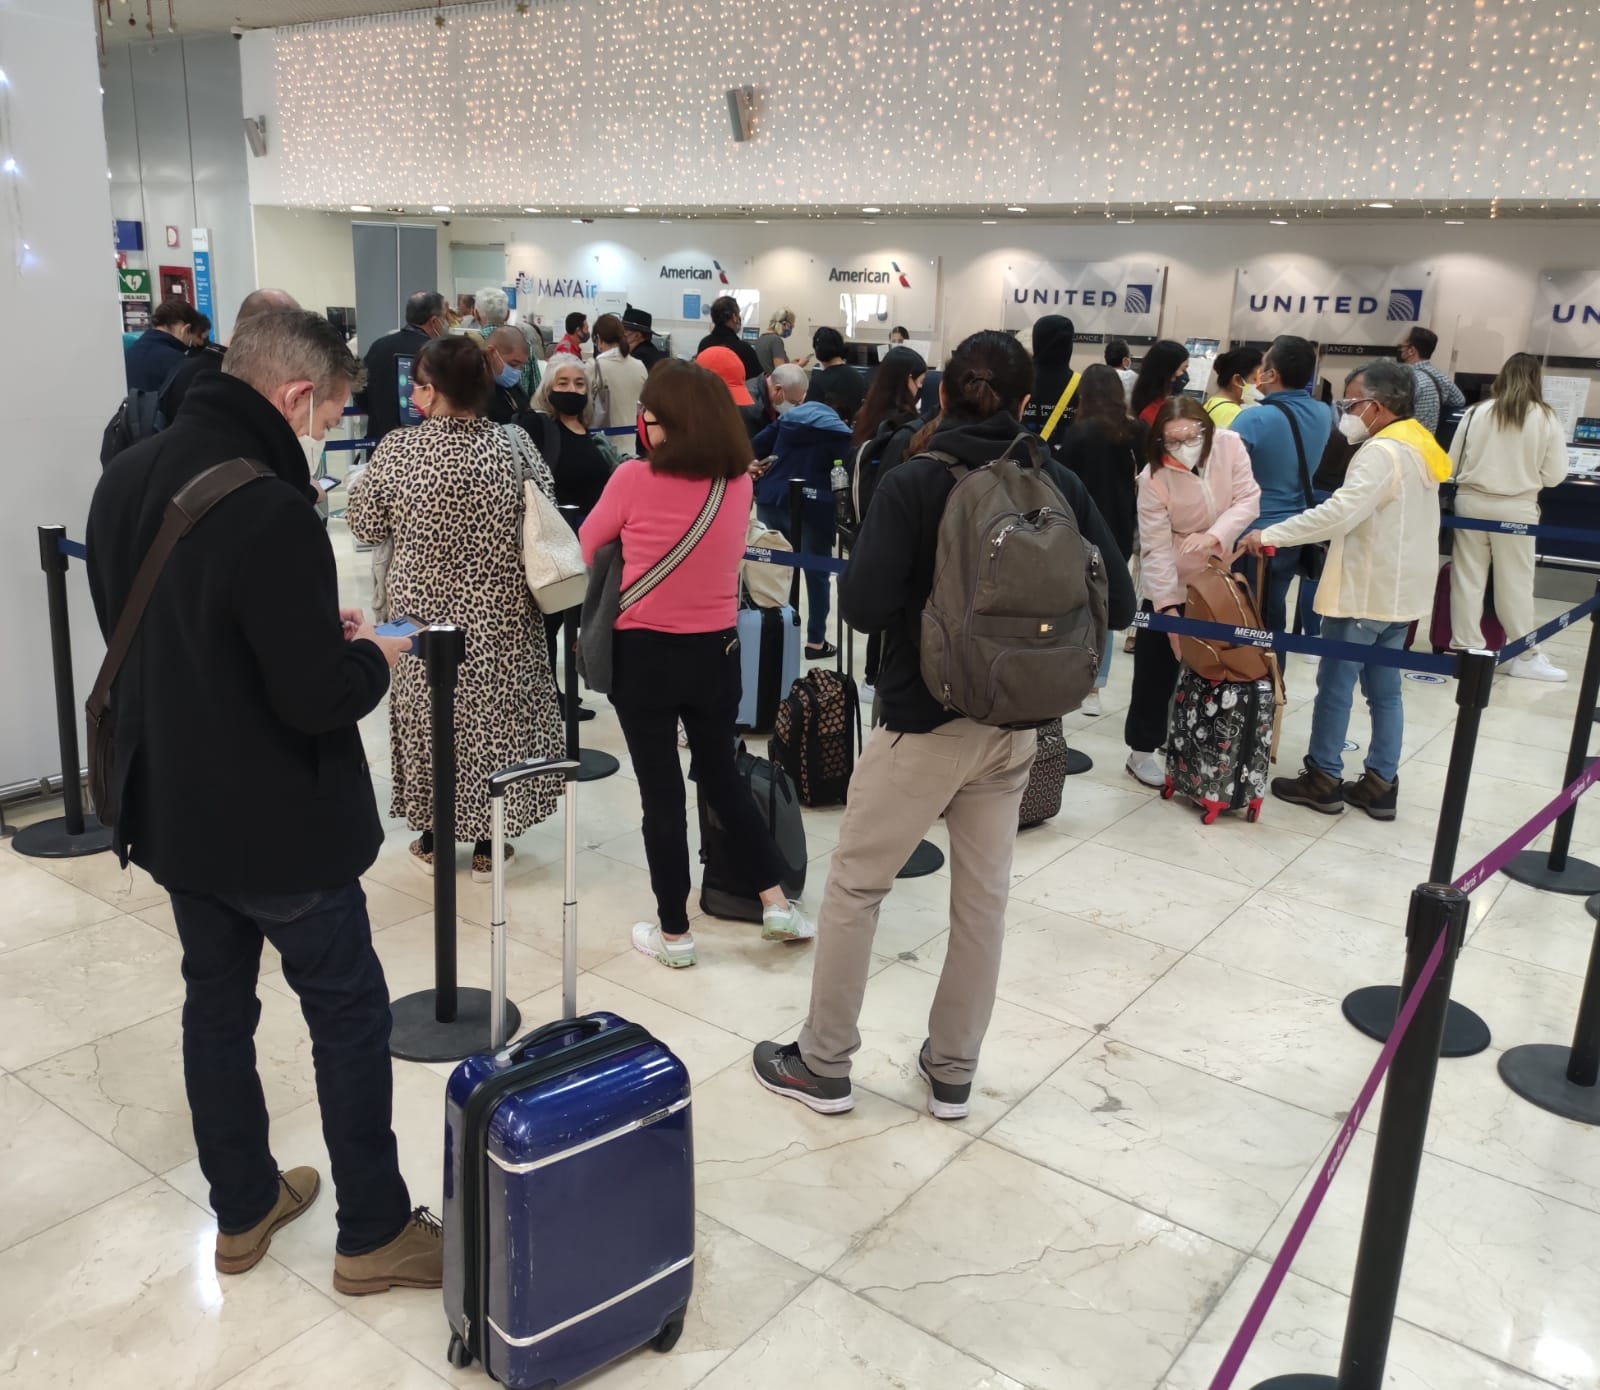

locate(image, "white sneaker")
[[632, 921, 697, 968], [1509, 651, 1568, 683], [761, 902, 815, 942], [1126, 751, 1165, 788], [1079, 690, 1102, 717]]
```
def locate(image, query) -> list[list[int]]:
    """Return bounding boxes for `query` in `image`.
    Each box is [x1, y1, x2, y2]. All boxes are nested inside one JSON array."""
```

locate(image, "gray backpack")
[[919, 434, 1107, 727]]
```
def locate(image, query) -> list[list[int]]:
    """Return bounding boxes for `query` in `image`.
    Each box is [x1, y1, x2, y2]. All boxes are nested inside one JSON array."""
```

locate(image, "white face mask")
[[1241, 382, 1264, 405], [1167, 439, 1205, 469], [298, 386, 324, 474], [1338, 410, 1371, 444]]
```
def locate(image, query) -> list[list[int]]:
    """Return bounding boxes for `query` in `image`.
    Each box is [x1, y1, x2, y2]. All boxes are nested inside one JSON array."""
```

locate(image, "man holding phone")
[[86, 309, 438, 1297]]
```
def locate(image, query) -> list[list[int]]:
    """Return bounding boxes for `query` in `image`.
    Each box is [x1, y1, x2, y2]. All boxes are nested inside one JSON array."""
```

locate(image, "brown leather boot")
[[332, 1207, 444, 1296], [215, 1167, 321, 1274]]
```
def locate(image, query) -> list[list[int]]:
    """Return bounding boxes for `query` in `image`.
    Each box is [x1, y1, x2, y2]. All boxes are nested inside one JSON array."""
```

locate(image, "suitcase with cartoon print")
[[1162, 672, 1275, 825]]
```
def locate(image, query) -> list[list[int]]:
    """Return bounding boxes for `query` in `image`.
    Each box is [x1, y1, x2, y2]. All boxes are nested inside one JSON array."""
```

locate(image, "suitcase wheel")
[[1160, 778, 1175, 801], [1200, 800, 1224, 826], [652, 1306, 689, 1354], [446, 1333, 472, 1370], [1247, 799, 1262, 824]]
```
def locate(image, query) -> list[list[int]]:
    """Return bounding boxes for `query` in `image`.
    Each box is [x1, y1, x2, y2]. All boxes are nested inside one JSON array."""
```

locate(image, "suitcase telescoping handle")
[[487, 757, 581, 1050]]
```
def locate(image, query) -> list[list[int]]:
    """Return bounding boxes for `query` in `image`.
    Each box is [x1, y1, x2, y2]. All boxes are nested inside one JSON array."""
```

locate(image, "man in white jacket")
[[1241, 360, 1443, 820]]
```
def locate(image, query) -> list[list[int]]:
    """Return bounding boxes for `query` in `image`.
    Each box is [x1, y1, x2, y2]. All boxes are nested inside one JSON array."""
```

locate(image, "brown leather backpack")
[[1180, 559, 1274, 684]]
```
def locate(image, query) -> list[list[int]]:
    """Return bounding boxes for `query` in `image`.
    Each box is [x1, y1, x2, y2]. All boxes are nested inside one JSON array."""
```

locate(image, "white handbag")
[[504, 425, 588, 614]]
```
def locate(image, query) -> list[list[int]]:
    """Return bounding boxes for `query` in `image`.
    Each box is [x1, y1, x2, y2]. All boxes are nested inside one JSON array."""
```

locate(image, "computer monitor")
[[843, 341, 881, 368], [1454, 372, 1497, 407]]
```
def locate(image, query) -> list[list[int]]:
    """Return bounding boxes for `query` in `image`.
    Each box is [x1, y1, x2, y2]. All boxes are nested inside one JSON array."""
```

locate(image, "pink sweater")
[[1136, 428, 1262, 610], [579, 459, 752, 633]]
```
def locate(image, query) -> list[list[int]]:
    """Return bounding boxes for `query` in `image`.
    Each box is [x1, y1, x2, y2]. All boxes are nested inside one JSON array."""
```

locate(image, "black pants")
[[611, 627, 788, 933], [168, 882, 410, 1255], [1124, 601, 1183, 754]]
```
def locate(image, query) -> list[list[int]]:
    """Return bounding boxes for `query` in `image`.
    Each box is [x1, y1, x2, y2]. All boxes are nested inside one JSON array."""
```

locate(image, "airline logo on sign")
[[1232, 263, 1433, 352], [1241, 288, 1425, 321], [1125, 284, 1154, 314], [658, 259, 731, 284], [1001, 260, 1167, 340], [515, 272, 600, 301], [1552, 302, 1600, 327], [828, 261, 910, 287]]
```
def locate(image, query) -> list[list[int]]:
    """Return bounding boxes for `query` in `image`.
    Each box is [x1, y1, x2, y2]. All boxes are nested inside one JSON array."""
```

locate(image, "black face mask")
[[1170, 371, 1191, 395], [550, 390, 588, 418]]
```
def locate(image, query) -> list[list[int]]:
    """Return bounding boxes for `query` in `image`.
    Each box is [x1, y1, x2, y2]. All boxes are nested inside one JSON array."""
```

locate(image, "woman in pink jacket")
[[1124, 398, 1262, 788]]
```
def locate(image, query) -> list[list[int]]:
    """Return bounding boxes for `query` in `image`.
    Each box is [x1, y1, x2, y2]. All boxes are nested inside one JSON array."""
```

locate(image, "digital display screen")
[[1575, 417, 1600, 447], [397, 355, 423, 427]]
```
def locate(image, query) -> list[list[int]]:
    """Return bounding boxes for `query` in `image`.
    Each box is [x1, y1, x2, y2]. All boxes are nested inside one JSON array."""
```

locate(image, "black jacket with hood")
[[840, 411, 1135, 732], [86, 370, 389, 893], [1018, 315, 1078, 443]]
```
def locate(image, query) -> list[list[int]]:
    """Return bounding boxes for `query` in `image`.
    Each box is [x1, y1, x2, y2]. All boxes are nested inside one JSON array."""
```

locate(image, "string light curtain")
[[270, 0, 1600, 210]]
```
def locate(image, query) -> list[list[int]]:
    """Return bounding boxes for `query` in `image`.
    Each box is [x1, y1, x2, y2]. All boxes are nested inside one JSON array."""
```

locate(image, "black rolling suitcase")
[[698, 741, 807, 921]]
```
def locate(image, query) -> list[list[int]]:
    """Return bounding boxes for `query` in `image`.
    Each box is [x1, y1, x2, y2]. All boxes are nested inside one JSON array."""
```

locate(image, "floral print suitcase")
[[1162, 671, 1273, 825]]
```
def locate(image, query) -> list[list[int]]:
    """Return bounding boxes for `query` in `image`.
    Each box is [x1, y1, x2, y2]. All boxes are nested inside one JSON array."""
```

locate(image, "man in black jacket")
[[157, 287, 300, 421], [622, 304, 666, 371], [87, 309, 439, 1296], [1019, 314, 1078, 443], [124, 296, 206, 391], [697, 294, 763, 379], [484, 325, 532, 424], [755, 332, 1134, 1120], [355, 290, 447, 444]]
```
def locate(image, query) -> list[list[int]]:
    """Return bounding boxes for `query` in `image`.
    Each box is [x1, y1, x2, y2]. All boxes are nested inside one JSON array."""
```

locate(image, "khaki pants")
[[1451, 490, 1540, 650], [797, 719, 1036, 1084]]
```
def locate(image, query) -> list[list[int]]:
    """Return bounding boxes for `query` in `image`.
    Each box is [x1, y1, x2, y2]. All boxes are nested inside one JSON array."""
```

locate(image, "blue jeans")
[[1307, 617, 1409, 782], [757, 501, 836, 646], [169, 882, 411, 1255], [1096, 633, 1113, 690]]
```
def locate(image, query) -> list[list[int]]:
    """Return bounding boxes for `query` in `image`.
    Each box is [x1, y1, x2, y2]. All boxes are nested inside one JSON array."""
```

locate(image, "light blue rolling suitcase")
[[735, 603, 800, 731]]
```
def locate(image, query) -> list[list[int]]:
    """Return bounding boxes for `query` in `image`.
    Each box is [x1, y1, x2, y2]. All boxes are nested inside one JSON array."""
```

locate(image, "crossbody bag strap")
[[1266, 399, 1314, 506], [1039, 372, 1080, 442], [619, 475, 728, 611], [1455, 403, 1481, 478], [86, 457, 275, 718]]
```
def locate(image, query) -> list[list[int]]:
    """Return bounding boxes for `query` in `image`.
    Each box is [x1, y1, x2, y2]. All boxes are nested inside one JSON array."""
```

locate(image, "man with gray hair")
[[356, 289, 447, 444], [86, 309, 439, 1298], [158, 287, 301, 420], [477, 285, 545, 383], [767, 361, 808, 415], [1240, 358, 1446, 820]]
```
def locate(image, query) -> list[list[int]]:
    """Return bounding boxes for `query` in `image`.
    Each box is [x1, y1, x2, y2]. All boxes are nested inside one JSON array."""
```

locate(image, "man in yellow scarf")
[[1238, 360, 1442, 821]]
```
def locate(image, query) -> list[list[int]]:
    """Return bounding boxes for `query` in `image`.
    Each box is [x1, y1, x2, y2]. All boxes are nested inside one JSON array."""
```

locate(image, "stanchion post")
[[562, 606, 620, 783], [1497, 892, 1600, 1124], [1255, 883, 1470, 1390], [1341, 649, 1493, 1056], [1503, 581, 1600, 895], [425, 624, 466, 1023], [389, 624, 520, 1062], [13, 527, 113, 859]]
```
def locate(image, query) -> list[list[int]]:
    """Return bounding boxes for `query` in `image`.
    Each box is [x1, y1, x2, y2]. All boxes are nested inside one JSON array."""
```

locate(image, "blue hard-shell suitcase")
[[736, 602, 801, 731], [443, 759, 695, 1388]]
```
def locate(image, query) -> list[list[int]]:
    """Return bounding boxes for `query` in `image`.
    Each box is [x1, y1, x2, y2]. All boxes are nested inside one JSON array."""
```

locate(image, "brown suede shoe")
[[215, 1167, 321, 1275], [332, 1207, 444, 1296]]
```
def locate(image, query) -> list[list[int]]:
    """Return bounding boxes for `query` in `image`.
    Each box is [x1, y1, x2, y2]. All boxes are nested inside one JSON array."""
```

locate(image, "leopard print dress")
[[347, 416, 563, 842]]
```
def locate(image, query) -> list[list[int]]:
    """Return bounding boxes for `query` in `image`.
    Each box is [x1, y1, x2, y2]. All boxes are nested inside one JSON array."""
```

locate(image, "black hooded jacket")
[[1019, 315, 1078, 442], [840, 412, 1135, 732], [86, 371, 389, 893]]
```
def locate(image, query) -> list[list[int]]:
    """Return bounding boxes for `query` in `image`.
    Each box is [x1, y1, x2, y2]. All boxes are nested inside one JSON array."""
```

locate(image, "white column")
[[0, 3, 121, 788]]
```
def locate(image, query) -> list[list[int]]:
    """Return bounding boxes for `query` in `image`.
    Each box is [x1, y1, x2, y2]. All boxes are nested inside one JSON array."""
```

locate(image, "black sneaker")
[[917, 1042, 971, 1121], [751, 1041, 854, 1114], [1270, 761, 1345, 815], [1343, 769, 1398, 821]]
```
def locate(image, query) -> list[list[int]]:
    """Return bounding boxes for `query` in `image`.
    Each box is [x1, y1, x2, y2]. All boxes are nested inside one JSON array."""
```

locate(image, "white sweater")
[[1448, 401, 1569, 499], [1260, 435, 1440, 622], [591, 349, 648, 432]]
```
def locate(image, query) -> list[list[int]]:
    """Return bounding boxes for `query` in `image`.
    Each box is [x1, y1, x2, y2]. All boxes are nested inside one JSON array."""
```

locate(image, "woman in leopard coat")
[[347, 336, 563, 880]]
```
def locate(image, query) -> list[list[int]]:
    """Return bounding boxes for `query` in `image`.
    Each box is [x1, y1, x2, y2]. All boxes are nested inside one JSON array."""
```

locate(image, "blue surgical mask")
[[781, 326, 792, 339], [496, 363, 521, 388]]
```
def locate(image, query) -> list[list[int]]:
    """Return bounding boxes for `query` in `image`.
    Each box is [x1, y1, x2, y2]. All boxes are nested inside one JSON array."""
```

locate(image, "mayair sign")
[[1530, 269, 1600, 368], [1230, 262, 1436, 353], [1000, 261, 1167, 344]]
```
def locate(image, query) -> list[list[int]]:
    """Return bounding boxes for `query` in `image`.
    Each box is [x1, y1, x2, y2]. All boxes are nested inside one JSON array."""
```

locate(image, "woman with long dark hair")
[[752, 330, 1134, 1119], [851, 346, 928, 457], [1448, 351, 1571, 679], [1123, 397, 1260, 787], [579, 361, 810, 967], [1130, 338, 1192, 425], [1057, 363, 1145, 714]]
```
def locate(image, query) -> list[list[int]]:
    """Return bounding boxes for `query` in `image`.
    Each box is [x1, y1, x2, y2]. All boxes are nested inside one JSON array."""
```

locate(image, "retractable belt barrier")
[[1135, 608, 1457, 675], [1441, 513, 1600, 546], [1492, 590, 1600, 664], [57, 537, 88, 561], [742, 545, 849, 576], [1211, 754, 1600, 1390]]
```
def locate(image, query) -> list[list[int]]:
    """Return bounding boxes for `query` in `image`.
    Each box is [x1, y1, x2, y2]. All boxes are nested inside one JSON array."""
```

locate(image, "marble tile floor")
[[4, 555, 1600, 1388]]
